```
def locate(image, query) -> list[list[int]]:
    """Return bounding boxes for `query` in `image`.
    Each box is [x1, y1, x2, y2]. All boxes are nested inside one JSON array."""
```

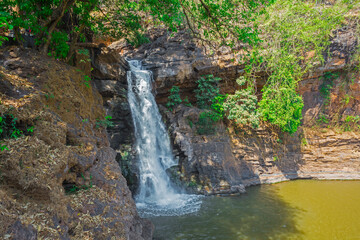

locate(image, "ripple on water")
[[136, 194, 203, 218]]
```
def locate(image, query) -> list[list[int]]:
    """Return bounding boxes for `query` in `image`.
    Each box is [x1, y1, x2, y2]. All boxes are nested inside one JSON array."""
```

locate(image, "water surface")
[[151, 180, 360, 240]]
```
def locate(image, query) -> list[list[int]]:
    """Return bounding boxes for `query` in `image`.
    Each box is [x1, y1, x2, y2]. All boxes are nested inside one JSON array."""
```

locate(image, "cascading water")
[[127, 60, 202, 217]]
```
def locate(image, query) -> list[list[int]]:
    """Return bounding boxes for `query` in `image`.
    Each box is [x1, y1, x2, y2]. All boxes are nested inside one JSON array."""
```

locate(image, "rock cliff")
[[97, 25, 360, 195], [0, 47, 152, 239]]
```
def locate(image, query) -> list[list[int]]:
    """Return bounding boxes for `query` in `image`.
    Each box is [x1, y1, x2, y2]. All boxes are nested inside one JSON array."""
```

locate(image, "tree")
[[0, 0, 271, 59]]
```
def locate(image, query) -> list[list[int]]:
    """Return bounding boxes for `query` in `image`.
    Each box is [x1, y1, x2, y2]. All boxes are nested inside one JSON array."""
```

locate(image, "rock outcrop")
[[93, 24, 359, 196], [165, 103, 360, 195], [0, 47, 152, 239]]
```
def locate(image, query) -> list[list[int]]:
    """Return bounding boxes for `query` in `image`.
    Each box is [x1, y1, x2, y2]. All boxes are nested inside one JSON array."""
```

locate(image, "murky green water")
[[151, 180, 360, 240]]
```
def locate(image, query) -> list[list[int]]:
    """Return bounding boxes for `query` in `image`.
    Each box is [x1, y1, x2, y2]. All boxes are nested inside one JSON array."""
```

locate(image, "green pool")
[[151, 180, 360, 240]]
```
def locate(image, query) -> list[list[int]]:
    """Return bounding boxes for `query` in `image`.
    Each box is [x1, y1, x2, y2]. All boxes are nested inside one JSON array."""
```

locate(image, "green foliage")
[[211, 94, 226, 119], [342, 94, 352, 106], [244, 0, 350, 133], [179, 0, 272, 47], [259, 84, 304, 134], [0, 12, 12, 46], [126, 31, 150, 48], [26, 126, 34, 133], [194, 75, 226, 135], [183, 97, 192, 107], [0, 112, 33, 151], [317, 113, 329, 124], [343, 115, 360, 132], [195, 75, 221, 109], [224, 77, 259, 128], [119, 150, 131, 180], [301, 137, 308, 146], [65, 174, 93, 194], [44, 93, 55, 100], [77, 48, 90, 57], [187, 118, 193, 128], [96, 115, 114, 129], [0, 114, 22, 140], [0, 0, 270, 60], [196, 110, 222, 135], [83, 75, 91, 88], [166, 86, 182, 111], [49, 31, 69, 59], [317, 72, 338, 125], [319, 72, 337, 106]]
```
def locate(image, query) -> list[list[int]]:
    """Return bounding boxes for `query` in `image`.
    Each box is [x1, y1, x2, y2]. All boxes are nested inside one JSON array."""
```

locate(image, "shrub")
[[259, 83, 303, 134], [196, 110, 222, 135], [343, 115, 360, 132], [0, 112, 34, 151], [224, 77, 260, 128], [83, 75, 91, 88], [96, 115, 114, 129], [166, 86, 182, 111], [195, 75, 221, 109], [49, 31, 70, 59]]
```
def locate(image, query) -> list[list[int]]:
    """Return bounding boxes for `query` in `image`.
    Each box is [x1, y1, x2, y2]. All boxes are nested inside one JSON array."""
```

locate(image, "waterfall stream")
[[127, 60, 202, 217]]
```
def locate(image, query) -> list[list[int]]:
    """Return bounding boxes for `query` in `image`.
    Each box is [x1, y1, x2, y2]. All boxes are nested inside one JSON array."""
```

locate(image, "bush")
[[195, 75, 221, 109], [49, 31, 70, 59], [0, 112, 34, 151], [224, 77, 260, 128], [259, 83, 304, 134], [166, 86, 182, 111], [196, 111, 222, 135], [96, 115, 114, 129]]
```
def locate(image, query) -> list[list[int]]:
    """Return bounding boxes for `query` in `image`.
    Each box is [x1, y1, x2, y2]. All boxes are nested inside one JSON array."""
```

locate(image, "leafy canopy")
[[0, 0, 271, 58]]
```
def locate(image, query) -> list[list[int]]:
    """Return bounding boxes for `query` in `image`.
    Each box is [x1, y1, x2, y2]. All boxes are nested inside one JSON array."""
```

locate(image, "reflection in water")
[[151, 180, 360, 240]]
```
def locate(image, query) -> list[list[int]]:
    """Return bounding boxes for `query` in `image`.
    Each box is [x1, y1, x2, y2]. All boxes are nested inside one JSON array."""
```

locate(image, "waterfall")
[[127, 60, 202, 217]]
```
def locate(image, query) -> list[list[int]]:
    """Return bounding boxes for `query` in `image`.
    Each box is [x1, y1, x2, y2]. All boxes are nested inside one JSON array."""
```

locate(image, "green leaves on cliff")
[[243, 0, 352, 133], [195, 75, 221, 109], [166, 86, 182, 111], [224, 77, 260, 129]]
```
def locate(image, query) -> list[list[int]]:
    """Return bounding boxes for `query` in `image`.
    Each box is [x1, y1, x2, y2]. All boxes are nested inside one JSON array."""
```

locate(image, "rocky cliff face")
[[0, 47, 152, 240], [164, 104, 360, 195], [97, 25, 360, 195]]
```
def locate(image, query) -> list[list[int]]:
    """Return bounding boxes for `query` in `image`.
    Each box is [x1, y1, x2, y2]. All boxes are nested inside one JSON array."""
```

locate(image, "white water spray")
[[127, 60, 202, 217]]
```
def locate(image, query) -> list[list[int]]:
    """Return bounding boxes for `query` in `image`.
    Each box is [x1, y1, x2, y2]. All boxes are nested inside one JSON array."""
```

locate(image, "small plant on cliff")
[[83, 75, 91, 88], [194, 75, 226, 135], [0, 112, 33, 151], [319, 72, 337, 106], [96, 115, 114, 129], [196, 110, 222, 135], [224, 77, 260, 128], [64, 174, 93, 195], [195, 75, 221, 109], [183, 97, 192, 107], [166, 86, 182, 111], [343, 115, 360, 132]]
